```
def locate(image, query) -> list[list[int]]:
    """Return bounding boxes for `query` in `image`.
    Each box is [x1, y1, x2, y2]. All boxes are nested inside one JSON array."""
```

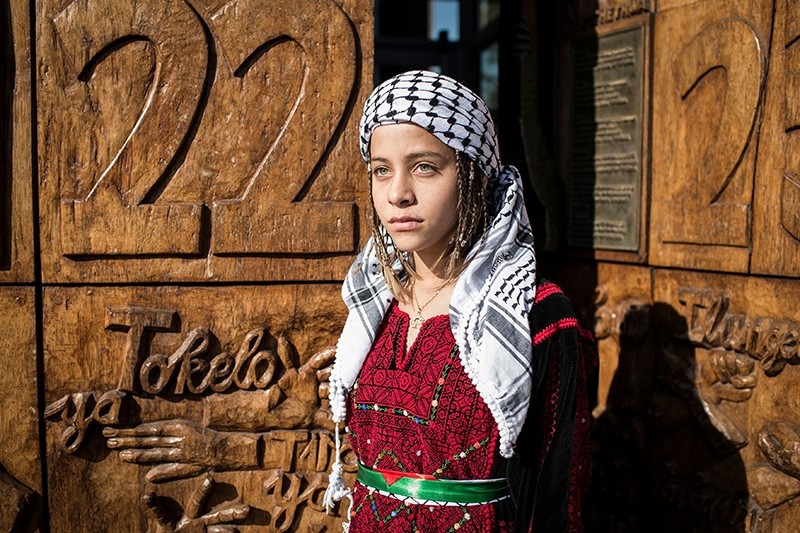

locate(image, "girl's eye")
[[416, 163, 434, 173], [373, 167, 390, 177]]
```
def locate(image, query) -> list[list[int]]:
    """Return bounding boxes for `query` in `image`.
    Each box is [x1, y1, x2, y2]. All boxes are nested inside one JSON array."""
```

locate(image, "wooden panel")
[[591, 262, 652, 416], [649, 0, 772, 272], [590, 267, 800, 531], [657, 0, 704, 10], [43, 284, 353, 531], [652, 270, 800, 531], [0, 287, 40, 529], [751, 0, 800, 277], [37, 0, 372, 283], [0, 0, 34, 282]]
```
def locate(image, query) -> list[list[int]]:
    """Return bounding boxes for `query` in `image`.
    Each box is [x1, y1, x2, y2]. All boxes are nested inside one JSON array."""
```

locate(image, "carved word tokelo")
[[48, 305, 337, 460], [106, 306, 278, 396], [677, 287, 800, 376], [138, 327, 276, 396]]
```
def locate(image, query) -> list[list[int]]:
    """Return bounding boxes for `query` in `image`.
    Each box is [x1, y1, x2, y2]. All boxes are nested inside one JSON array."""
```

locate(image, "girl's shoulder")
[[530, 279, 594, 346]]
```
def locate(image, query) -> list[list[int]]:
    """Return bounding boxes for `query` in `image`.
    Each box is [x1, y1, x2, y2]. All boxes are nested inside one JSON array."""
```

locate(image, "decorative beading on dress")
[[346, 302, 513, 532]]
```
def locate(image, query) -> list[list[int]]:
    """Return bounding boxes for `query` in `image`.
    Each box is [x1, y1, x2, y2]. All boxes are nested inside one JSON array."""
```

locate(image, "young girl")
[[324, 70, 595, 532]]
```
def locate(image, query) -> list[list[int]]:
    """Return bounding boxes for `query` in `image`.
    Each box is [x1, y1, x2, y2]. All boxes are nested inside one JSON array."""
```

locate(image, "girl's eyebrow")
[[405, 151, 448, 161], [370, 151, 451, 164]]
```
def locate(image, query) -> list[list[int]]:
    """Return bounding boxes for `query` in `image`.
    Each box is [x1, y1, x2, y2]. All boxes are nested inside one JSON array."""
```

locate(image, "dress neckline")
[[390, 300, 449, 366]]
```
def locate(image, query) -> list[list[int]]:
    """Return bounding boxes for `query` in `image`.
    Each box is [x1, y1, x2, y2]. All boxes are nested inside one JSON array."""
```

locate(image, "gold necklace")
[[410, 286, 445, 329]]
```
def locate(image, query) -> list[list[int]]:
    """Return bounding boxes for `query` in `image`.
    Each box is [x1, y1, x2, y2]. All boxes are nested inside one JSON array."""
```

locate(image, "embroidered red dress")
[[346, 301, 514, 532]]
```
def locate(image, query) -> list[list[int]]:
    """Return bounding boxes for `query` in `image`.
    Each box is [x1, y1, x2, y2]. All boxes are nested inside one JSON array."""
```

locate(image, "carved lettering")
[[781, 1, 800, 242], [266, 430, 353, 474], [750, 0, 800, 277], [53, 0, 207, 255], [44, 390, 126, 453], [264, 471, 328, 532], [677, 287, 800, 376], [138, 327, 277, 396], [209, 0, 357, 254], [105, 306, 177, 391], [677, 287, 714, 343], [44, 0, 362, 266], [596, 0, 649, 25]]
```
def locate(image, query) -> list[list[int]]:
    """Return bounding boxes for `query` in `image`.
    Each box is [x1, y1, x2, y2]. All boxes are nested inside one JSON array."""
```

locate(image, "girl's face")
[[370, 123, 459, 263]]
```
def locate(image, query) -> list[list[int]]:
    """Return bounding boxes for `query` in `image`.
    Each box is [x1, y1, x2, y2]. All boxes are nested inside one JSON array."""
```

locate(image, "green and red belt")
[[356, 463, 510, 505]]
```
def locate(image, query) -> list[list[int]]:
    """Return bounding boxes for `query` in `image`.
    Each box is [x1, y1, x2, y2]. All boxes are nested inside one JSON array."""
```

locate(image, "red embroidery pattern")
[[346, 302, 513, 532]]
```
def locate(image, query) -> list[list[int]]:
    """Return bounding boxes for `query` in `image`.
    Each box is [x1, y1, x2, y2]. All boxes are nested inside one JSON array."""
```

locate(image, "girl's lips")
[[388, 217, 421, 231]]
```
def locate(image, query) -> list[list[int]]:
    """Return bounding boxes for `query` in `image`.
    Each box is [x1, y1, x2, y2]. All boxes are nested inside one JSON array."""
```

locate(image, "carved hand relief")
[[44, 304, 352, 530], [591, 277, 800, 530], [40, 0, 362, 280], [662, 19, 763, 247], [142, 477, 250, 533], [674, 286, 800, 524]]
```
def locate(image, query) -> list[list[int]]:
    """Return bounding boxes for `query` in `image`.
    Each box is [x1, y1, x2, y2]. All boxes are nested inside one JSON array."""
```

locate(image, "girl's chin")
[[389, 237, 451, 258]]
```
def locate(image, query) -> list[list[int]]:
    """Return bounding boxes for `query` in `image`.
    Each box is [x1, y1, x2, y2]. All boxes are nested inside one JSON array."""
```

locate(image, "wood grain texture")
[[0, 287, 41, 529], [751, 0, 800, 277], [652, 269, 800, 531], [37, 0, 372, 283], [649, 0, 772, 272], [0, 0, 34, 282], [591, 262, 652, 416], [43, 284, 353, 531]]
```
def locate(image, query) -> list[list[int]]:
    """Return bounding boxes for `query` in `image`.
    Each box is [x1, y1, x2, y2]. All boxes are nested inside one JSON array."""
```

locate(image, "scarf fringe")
[[323, 422, 351, 515]]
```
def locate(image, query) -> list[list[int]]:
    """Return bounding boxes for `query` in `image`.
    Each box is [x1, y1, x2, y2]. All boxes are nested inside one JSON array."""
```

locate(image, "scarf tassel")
[[323, 422, 351, 517]]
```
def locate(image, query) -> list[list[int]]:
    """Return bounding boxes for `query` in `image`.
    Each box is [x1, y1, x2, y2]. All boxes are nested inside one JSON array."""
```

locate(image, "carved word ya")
[[44, 390, 126, 453], [678, 287, 800, 375], [265, 471, 328, 532]]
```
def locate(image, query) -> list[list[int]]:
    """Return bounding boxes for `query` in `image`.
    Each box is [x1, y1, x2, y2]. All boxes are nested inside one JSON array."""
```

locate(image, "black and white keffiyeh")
[[325, 70, 537, 511], [359, 70, 502, 185]]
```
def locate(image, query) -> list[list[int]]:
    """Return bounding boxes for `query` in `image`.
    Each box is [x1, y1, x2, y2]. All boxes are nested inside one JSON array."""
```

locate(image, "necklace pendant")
[[410, 313, 423, 329]]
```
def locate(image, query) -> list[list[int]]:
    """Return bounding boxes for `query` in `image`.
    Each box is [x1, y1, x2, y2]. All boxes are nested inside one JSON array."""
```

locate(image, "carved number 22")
[[53, 0, 357, 256]]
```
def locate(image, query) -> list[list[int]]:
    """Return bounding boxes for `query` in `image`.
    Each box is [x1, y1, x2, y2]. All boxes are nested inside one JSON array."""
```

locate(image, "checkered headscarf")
[[359, 70, 502, 184], [330, 70, 537, 460]]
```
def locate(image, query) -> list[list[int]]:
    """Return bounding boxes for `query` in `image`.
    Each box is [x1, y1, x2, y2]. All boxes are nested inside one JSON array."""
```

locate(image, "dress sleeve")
[[507, 280, 597, 533]]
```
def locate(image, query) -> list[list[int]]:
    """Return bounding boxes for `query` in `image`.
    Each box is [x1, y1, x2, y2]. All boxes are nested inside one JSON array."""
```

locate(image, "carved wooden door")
[[547, 0, 800, 531], [2, 0, 371, 530]]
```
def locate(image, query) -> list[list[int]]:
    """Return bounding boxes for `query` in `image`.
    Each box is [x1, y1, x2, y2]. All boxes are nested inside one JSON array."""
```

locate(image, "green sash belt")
[[356, 463, 510, 504]]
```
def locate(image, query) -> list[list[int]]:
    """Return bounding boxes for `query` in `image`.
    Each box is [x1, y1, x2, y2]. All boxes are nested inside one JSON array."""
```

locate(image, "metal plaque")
[[567, 25, 645, 252]]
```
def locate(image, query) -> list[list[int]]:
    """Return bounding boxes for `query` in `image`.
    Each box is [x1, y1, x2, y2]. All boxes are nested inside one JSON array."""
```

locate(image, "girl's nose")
[[388, 173, 415, 207]]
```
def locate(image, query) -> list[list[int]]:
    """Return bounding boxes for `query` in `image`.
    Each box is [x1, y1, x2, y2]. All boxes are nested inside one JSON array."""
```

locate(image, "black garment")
[[507, 280, 597, 533]]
